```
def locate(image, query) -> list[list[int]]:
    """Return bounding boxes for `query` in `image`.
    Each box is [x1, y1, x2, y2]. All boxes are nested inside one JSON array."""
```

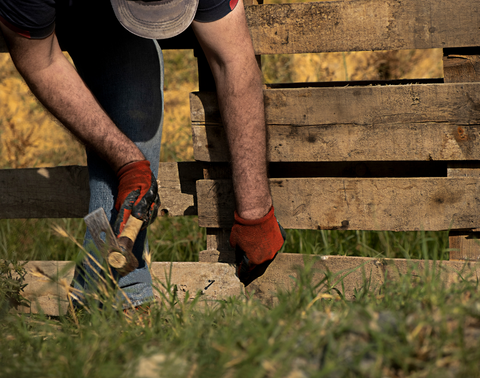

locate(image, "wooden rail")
[[1, 0, 479, 54], [191, 83, 480, 162], [0, 163, 201, 219], [197, 177, 480, 231], [14, 256, 480, 315]]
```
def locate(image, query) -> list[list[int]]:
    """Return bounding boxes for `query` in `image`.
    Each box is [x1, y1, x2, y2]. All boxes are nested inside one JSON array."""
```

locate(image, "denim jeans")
[[56, 1, 163, 307]]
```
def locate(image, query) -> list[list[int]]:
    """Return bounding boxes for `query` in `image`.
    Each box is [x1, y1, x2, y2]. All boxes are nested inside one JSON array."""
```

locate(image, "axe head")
[[83, 208, 139, 276]]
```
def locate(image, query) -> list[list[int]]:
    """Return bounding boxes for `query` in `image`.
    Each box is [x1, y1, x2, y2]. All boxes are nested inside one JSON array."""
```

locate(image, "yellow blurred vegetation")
[[0, 44, 443, 169], [0, 53, 85, 168]]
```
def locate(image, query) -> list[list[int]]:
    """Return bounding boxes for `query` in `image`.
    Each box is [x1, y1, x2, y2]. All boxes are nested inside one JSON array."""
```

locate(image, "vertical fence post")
[[444, 47, 480, 261]]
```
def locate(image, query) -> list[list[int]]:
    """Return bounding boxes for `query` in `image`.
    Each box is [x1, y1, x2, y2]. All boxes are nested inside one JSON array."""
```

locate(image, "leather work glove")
[[113, 160, 160, 236], [230, 206, 286, 286]]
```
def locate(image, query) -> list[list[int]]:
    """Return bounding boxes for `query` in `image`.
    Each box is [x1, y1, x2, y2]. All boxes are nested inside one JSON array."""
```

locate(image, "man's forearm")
[[0, 24, 144, 172], [214, 58, 272, 219], [193, 2, 272, 220]]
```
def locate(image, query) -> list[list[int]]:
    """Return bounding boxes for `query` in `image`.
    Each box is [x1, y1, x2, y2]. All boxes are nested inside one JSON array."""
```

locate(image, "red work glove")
[[113, 160, 160, 236], [230, 206, 286, 286]]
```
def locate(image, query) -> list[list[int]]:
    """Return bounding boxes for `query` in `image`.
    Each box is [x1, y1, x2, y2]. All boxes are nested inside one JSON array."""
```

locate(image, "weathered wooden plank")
[[13, 261, 243, 316], [14, 255, 480, 313], [150, 262, 242, 302], [1, 1, 478, 55], [190, 83, 480, 162], [197, 177, 480, 231], [444, 47, 480, 85], [246, 0, 480, 54], [0, 162, 200, 219], [13, 261, 75, 316], [157, 162, 203, 216], [246, 254, 480, 304], [445, 47, 480, 261], [199, 252, 480, 304], [0, 166, 90, 219], [448, 231, 480, 262]]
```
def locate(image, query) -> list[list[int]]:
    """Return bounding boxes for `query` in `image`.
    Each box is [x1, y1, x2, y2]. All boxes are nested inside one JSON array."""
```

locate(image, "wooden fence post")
[[444, 47, 480, 261]]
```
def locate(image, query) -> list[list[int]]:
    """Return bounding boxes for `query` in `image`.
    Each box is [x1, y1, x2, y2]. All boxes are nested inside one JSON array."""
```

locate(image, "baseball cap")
[[110, 0, 199, 40]]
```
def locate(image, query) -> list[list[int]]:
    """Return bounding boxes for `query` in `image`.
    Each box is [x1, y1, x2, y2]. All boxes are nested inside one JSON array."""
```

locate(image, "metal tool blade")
[[83, 208, 121, 258]]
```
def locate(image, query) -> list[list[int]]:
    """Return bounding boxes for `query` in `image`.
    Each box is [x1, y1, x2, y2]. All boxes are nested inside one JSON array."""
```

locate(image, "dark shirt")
[[0, 0, 237, 39]]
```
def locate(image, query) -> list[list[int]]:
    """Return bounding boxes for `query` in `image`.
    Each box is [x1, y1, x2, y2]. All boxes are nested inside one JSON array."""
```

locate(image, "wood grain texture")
[[246, 0, 480, 54], [13, 261, 243, 315], [150, 262, 243, 303], [197, 177, 480, 231], [0, 162, 201, 219], [0, 166, 90, 219], [14, 261, 75, 316], [2, 0, 478, 54], [157, 162, 203, 216], [449, 231, 480, 261], [443, 47, 480, 84], [197, 252, 480, 304], [191, 83, 480, 162], [444, 47, 480, 260], [245, 254, 480, 304], [14, 256, 480, 313]]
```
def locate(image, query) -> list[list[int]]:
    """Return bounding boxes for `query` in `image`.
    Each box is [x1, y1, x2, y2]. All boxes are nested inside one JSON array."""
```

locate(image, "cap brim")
[[111, 0, 199, 40]]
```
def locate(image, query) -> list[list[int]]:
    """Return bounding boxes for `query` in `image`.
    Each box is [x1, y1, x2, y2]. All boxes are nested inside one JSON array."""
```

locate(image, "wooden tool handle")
[[119, 216, 144, 243], [107, 216, 144, 276]]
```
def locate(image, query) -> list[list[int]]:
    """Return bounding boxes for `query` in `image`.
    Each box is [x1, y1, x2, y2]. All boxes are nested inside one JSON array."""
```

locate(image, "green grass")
[[1, 218, 477, 377], [0, 217, 450, 263], [1, 254, 480, 378]]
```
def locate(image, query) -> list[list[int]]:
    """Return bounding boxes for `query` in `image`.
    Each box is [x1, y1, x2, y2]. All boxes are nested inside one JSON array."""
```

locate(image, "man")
[[0, 0, 285, 307]]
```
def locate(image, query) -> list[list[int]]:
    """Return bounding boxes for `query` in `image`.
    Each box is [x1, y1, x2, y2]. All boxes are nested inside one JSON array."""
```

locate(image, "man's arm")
[[0, 23, 144, 172], [0, 23, 159, 239], [192, 0, 271, 221], [192, 1, 285, 285]]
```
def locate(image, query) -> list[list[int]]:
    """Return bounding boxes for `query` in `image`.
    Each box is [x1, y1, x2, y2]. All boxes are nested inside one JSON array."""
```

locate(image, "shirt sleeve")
[[195, 0, 239, 23], [0, 0, 55, 39]]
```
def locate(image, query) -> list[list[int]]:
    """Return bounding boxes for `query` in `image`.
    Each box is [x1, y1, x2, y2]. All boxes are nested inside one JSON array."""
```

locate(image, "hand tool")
[[84, 208, 143, 276]]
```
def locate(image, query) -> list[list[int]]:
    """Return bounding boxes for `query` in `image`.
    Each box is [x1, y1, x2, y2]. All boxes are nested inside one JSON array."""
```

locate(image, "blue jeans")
[[56, 1, 163, 307]]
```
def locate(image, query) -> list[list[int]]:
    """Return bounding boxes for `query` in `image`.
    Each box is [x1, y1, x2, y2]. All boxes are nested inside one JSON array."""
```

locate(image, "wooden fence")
[[1, 0, 480, 314]]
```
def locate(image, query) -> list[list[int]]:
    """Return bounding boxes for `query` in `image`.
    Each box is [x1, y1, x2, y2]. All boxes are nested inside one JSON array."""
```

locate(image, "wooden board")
[[190, 83, 480, 162], [150, 262, 242, 303], [13, 261, 75, 316], [3, 0, 478, 55], [197, 177, 480, 231], [204, 252, 480, 304], [242, 254, 480, 304], [0, 162, 201, 219], [246, 0, 480, 54], [444, 49, 480, 261], [12, 261, 242, 316], [449, 231, 480, 261], [0, 166, 90, 219], [157, 162, 203, 216], [13, 256, 480, 313]]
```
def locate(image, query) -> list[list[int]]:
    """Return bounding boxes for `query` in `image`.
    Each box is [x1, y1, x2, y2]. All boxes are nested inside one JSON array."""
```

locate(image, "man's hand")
[[113, 160, 160, 236], [230, 207, 286, 285]]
